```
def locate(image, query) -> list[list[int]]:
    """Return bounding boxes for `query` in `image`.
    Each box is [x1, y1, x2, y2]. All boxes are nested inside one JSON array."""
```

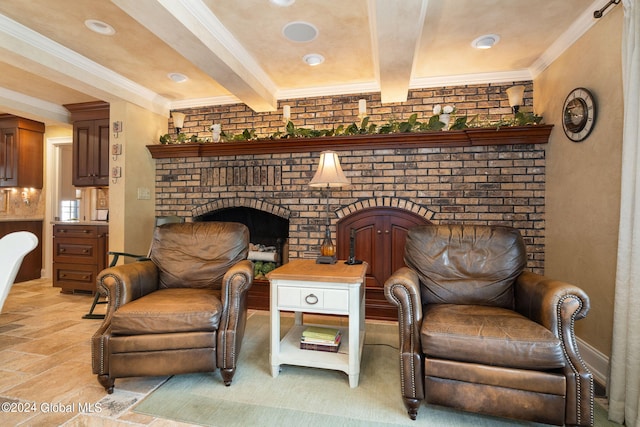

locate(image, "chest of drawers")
[[53, 223, 108, 293]]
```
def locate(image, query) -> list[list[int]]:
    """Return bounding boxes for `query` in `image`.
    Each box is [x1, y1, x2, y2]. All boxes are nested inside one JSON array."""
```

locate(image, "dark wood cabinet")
[[0, 220, 43, 282], [337, 207, 430, 320], [64, 101, 110, 187], [0, 116, 44, 189], [53, 224, 108, 293], [72, 119, 110, 186]]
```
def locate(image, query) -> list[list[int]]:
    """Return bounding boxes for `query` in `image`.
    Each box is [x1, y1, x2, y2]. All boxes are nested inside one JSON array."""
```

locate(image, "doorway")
[[43, 136, 72, 278]]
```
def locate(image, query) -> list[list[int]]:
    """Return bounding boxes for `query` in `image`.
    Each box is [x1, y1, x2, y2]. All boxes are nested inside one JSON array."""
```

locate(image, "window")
[[60, 200, 79, 221]]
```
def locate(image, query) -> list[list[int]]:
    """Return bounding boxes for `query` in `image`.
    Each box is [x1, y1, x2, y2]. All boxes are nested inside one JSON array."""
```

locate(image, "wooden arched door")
[[337, 207, 431, 320]]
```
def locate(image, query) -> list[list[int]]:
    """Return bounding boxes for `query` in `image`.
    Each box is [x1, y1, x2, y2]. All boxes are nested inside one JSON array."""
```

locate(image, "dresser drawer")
[[53, 263, 98, 292], [54, 224, 99, 238], [54, 237, 99, 264], [277, 286, 349, 312]]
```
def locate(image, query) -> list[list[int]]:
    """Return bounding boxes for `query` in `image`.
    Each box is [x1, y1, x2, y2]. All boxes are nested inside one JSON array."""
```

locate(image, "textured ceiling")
[[0, 0, 613, 125]]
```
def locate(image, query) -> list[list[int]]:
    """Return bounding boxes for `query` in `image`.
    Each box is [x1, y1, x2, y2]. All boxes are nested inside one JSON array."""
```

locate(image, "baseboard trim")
[[577, 337, 609, 390]]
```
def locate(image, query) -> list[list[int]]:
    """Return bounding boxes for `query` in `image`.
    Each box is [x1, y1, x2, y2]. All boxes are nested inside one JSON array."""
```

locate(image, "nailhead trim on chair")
[[387, 282, 418, 400], [94, 273, 121, 375], [557, 294, 594, 427], [220, 270, 251, 368]]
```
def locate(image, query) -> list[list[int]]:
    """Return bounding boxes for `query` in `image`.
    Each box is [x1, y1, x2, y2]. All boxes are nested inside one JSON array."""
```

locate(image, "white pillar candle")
[[358, 99, 366, 116], [283, 105, 291, 122]]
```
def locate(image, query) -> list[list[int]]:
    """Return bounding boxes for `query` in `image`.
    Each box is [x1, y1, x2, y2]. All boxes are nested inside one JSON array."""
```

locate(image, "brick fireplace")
[[150, 128, 549, 276], [149, 128, 549, 318]]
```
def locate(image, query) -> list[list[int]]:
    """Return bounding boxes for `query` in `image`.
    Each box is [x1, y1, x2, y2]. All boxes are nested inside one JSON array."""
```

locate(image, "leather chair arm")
[[217, 259, 254, 374], [384, 267, 425, 410], [92, 261, 158, 376], [514, 271, 593, 426], [97, 260, 159, 318], [384, 267, 423, 326], [515, 270, 590, 333]]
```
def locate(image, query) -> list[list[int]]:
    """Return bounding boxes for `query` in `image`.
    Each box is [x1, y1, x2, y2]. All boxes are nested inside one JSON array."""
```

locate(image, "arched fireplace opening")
[[196, 207, 290, 311], [195, 206, 289, 265]]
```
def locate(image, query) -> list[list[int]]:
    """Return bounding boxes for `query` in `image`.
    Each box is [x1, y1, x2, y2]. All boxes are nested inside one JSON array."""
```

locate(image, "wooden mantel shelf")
[[146, 125, 553, 159]]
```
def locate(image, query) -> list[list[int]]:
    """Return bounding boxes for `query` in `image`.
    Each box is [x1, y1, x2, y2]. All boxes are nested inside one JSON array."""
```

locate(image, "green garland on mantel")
[[159, 111, 543, 145]]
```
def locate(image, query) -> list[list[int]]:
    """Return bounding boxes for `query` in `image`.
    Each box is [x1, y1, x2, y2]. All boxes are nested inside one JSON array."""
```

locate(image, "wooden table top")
[[266, 259, 367, 283]]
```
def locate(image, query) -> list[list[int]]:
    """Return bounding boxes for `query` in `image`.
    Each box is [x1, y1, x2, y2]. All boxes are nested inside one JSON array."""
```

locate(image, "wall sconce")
[[506, 85, 525, 114], [309, 151, 350, 264], [358, 99, 367, 120], [282, 105, 291, 123], [171, 112, 186, 134]]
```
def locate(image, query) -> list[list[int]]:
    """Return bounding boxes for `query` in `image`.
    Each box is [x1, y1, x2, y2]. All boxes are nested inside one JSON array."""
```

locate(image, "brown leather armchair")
[[92, 222, 253, 394], [384, 224, 593, 426]]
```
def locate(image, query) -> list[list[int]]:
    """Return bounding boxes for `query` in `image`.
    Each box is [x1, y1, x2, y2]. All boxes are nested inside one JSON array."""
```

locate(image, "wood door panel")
[[73, 121, 93, 186], [95, 119, 110, 186], [337, 207, 430, 320], [0, 128, 17, 186]]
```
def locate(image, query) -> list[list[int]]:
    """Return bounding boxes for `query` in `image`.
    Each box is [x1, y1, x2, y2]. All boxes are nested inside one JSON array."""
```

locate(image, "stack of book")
[[300, 326, 342, 353]]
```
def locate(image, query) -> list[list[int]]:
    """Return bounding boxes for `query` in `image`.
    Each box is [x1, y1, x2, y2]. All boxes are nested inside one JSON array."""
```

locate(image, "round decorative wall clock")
[[562, 87, 596, 142]]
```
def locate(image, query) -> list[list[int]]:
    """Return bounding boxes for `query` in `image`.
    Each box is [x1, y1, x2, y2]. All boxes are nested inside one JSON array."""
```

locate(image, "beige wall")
[[535, 7, 623, 356], [108, 102, 166, 259]]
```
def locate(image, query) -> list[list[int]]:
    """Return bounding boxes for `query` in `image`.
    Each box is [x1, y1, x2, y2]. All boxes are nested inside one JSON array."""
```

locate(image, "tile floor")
[[1, 278, 610, 426], [0, 278, 211, 426]]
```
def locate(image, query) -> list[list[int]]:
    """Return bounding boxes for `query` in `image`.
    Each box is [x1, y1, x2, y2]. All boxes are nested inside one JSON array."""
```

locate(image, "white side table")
[[267, 259, 367, 388]]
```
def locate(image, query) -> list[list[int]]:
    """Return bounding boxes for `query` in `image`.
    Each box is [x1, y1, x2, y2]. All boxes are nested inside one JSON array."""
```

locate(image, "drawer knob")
[[305, 293, 319, 305]]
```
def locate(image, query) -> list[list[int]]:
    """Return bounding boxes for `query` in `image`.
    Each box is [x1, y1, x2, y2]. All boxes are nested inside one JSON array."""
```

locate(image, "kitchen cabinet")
[[0, 115, 45, 189], [53, 223, 108, 294], [337, 208, 430, 320], [0, 220, 43, 282], [64, 102, 110, 187]]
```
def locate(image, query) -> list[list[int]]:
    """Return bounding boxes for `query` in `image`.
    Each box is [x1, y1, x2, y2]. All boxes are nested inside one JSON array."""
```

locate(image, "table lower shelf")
[[271, 323, 365, 384]]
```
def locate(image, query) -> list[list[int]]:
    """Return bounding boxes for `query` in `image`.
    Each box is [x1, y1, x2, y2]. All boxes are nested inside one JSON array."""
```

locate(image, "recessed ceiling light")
[[270, 0, 295, 6], [303, 53, 324, 66], [283, 21, 318, 43], [84, 19, 116, 36], [168, 73, 188, 83], [471, 34, 500, 49]]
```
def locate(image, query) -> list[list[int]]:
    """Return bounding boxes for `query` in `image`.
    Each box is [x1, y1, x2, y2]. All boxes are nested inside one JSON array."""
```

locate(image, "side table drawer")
[[278, 286, 349, 311]]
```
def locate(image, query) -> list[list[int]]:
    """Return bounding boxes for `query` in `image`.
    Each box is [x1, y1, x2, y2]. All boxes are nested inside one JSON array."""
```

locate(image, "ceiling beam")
[[0, 13, 170, 118], [370, 0, 428, 104], [113, 0, 278, 113], [0, 87, 70, 125]]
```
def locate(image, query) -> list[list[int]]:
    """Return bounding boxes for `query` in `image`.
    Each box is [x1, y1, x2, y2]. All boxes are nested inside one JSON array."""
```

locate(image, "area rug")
[[134, 312, 616, 426]]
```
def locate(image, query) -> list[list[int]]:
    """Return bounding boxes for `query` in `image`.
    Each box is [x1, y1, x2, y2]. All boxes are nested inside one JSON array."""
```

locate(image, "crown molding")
[[529, 0, 603, 77], [172, 70, 533, 108], [170, 96, 241, 110], [276, 82, 381, 101], [410, 70, 532, 89], [0, 13, 170, 117]]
